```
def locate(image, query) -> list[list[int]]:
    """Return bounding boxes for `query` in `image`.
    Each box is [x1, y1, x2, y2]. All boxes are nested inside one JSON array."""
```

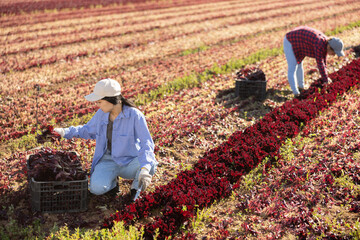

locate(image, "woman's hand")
[[138, 168, 152, 191], [54, 128, 65, 137]]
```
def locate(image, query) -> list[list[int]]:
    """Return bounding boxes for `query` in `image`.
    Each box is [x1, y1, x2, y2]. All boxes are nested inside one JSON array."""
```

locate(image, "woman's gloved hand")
[[138, 167, 152, 191], [54, 128, 65, 137]]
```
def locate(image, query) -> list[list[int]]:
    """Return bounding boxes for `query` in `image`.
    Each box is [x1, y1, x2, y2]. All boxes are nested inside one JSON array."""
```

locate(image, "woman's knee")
[[89, 182, 112, 195]]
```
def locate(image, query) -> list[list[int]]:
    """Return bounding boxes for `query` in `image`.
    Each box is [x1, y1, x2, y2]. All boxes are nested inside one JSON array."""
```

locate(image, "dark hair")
[[102, 95, 138, 109]]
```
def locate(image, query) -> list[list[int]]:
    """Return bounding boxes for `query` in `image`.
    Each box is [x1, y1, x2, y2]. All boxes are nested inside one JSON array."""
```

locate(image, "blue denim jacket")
[[63, 105, 157, 174]]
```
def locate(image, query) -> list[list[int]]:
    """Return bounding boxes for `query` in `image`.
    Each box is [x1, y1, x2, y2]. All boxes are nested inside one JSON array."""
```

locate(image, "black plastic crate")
[[30, 177, 88, 213], [235, 79, 267, 100], [26, 150, 88, 213]]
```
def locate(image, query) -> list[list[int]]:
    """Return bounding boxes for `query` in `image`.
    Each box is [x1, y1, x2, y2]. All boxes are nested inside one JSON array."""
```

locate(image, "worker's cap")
[[85, 78, 121, 102], [328, 38, 345, 57]]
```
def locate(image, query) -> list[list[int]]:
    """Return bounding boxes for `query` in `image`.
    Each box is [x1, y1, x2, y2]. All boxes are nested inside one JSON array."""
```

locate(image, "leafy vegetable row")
[[3, 1, 358, 76], [103, 58, 360, 239]]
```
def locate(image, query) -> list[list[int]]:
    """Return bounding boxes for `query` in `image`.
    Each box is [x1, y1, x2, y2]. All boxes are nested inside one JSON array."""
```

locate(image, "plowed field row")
[[0, 0, 226, 20], [1, 0, 359, 238], [1, 11, 359, 145], [2, 4, 359, 95], [0, 0, 276, 39], [1, 25, 358, 158], [1, 0, 355, 65]]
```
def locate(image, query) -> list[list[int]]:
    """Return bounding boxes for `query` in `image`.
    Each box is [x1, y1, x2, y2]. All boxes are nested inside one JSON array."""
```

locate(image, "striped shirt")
[[286, 26, 329, 82]]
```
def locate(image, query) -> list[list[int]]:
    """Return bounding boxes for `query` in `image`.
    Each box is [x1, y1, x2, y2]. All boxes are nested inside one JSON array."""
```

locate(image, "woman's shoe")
[[105, 184, 120, 197]]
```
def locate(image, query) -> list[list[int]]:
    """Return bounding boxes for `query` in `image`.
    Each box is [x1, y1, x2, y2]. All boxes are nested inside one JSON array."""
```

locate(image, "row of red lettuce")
[[102, 58, 360, 239]]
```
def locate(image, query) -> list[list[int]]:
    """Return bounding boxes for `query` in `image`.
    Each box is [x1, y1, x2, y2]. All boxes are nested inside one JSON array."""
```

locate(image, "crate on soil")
[[235, 68, 267, 100], [30, 177, 88, 213], [27, 148, 88, 213]]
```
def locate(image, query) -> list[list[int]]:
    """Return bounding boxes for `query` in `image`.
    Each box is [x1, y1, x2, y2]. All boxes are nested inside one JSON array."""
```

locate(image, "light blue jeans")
[[89, 150, 156, 195], [283, 36, 304, 95]]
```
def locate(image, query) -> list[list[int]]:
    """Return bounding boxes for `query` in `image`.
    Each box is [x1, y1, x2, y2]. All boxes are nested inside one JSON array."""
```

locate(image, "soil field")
[[0, 0, 360, 239]]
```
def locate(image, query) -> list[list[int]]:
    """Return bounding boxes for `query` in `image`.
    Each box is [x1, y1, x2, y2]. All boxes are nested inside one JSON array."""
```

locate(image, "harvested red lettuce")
[[36, 125, 61, 144], [28, 148, 87, 181]]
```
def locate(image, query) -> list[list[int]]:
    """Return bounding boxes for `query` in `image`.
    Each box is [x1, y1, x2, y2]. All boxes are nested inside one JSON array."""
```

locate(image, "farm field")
[[0, 0, 360, 239]]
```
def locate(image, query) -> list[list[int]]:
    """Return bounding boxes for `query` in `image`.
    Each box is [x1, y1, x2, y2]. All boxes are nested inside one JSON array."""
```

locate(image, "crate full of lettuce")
[[27, 148, 88, 213]]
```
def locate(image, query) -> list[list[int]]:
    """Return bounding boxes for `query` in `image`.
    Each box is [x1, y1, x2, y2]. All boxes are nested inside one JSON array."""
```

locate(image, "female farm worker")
[[284, 26, 345, 97], [54, 78, 157, 202]]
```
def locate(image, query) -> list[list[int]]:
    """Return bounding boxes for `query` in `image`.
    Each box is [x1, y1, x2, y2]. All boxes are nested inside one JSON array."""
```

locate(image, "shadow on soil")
[[345, 44, 360, 58], [0, 180, 134, 236], [216, 87, 293, 120]]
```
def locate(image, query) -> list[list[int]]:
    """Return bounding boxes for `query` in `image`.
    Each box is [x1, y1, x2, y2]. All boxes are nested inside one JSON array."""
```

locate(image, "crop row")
[[0, 0, 225, 17], [143, 48, 356, 152], [1, 0, 357, 74], [1, 48, 358, 235], [2, 8, 359, 100], [101, 58, 360, 239], [1, 51, 283, 146], [0, 79, 240, 148], [0, 21, 358, 146], [212, 88, 360, 238], [1, 61, 358, 239], [0, 53, 273, 209], [0, 0, 282, 42], [1, 0, 359, 238], [0, 37, 358, 239], [1, 0, 318, 53], [0, 46, 354, 145], [1, 21, 359, 146], [0, 46, 310, 197]]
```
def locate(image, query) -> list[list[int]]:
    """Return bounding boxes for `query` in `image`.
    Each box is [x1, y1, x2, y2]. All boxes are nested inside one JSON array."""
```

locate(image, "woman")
[[54, 78, 157, 202], [283, 26, 345, 97]]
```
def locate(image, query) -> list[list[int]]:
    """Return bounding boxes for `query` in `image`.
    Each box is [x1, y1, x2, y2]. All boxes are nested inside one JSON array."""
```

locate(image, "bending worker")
[[283, 26, 345, 97], [55, 78, 157, 202]]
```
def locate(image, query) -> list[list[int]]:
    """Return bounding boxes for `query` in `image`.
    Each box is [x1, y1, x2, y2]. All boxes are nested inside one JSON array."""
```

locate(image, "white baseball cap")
[[85, 79, 121, 101]]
